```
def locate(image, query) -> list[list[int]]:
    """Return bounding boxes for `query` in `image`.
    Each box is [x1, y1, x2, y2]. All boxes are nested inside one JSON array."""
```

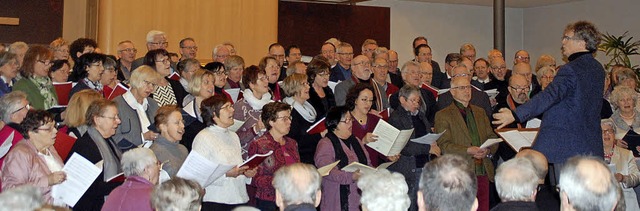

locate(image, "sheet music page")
[[227, 88, 241, 103], [480, 138, 503, 149], [410, 130, 446, 145], [51, 153, 102, 207], [317, 160, 340, 176], [341, 162, 376, 174], [176, 151, 220, 187], [388, 129, 414, 156], [0, 131, 14, 159], [498, 130, 533, 151], [368, 120, 401, 156]]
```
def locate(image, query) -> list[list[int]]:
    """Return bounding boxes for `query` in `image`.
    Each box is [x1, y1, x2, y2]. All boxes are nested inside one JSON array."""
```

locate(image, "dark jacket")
[[308, 86, 336, 118], [390, 88, 437, 123], [66, 132, 122, 211], [329, 63, 350, 82], [287, 108, 323, 165], [514, 52, 605, 163], [490, 201, 538, 211]]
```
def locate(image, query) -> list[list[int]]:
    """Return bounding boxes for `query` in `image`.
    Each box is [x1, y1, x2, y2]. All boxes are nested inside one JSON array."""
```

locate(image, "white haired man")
[[418, 154, 479, 211], [272, 163, 322, 211], [558, 156, 619, 211], [358, 169, 410, 211], [491, 158, 539, 211]]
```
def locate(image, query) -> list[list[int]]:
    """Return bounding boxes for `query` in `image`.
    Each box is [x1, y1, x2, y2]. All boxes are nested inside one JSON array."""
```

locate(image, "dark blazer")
[[514, 52, 605, 163], [287, 108, 323, 165], [437, 87, 492, 119], [308, 86, 336, 118], [390, 88, 437, 123], [329, 63, 350, 82], [66, 132, 122, 211], [387, 106, 432, 211], [430, 60, 446, 89], [68, 79, 92, 101], [389, 71, 404, 89], [0, 77, 14, 97], [180, 111, 206, 152]]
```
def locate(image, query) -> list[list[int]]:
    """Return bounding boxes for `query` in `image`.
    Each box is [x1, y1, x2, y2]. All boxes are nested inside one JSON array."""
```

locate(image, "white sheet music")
[[368, 120, 413, 156], [0, 131, 14, 159], [410, 130, 446, 145], [51, 153, 102, 207], [176, 151, 234, 187], [227, 88, 241, 103]]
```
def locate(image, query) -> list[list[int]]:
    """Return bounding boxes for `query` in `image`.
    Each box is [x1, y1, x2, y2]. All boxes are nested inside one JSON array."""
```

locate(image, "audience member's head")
[[515, 149, 549, 184], [514, 50, 530, 64], [285, 45, 302, 65], [273, 163, 322, 210], [358, 169, 410, 211], [535, 54, 557, 72], [558, 156, 619, 211], [213, 44, 231, 63], [444, 53, 462, 75], [418, 154, 478, 211], [474, 58, 490, 80], [495, 157, 538, 202], [0, 90, 29, 124], [121, 148, 160, 184], [401, 61, 421, 87], [64, 89, 103, 128], [414, 44, 432, 63], [489, 57, 507, 81], [336, 42, 354, 68], [225, 55, 245, 83], [351, 55, 372, 81], [0, 185, 44, 211], [268, 43, 286, 67], [151, 178, 203, 211]]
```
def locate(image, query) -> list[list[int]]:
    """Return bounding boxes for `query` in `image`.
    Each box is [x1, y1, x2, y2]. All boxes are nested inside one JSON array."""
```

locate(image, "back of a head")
[[494, 158, 538, 202], [151, 178, 203, 211], [515, 149, 548, 182], [358, 169, 410, 211], [273, 163, 321, 207], [559, 156, 619, 211], [0, 185, 43, 211], [419, 154, 477, 211]]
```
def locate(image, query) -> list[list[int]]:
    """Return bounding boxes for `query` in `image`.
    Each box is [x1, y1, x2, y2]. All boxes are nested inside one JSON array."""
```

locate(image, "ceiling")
[[400, 0, 583, 8]]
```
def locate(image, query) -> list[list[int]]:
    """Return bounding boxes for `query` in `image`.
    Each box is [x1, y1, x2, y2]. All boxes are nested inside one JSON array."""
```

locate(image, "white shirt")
[[192, 125, 250, 204]]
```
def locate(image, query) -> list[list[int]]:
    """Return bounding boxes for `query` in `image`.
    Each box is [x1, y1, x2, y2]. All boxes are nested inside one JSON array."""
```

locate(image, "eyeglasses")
[[220, 104, 233, 110], [562, 36, 580, 41], [90, 63, 103, 67], [54, 49, 69, 53], [602, 129, 615, 135], [37, 60, 52, 66], [340, 118, 353, 124], [36, 126, 56, 133], [420, 72, 433, 76], [12, 104, 30, 114], [156, 59, 170, 64], [353, 62, 371, 67], [276, 116, 292, 121], [100, 115, 120, 121], [358, 98, 374, 103], [509, 86, 530, 92], [257, 75, 269, 81], [321, 50, 335, 55], [451, 85, 472, 90], [143, 80, 159, 89], [317, 72, 330, 78], [180, 46, 198, 51], [337, 52, 354, 56], [516, 56, 530, 60], [118, 48, 137, 53], [151, 42, 169, 47], [373, 64, 388, 69], [406, 97, 421, 104], [452, 73, 470, 78]]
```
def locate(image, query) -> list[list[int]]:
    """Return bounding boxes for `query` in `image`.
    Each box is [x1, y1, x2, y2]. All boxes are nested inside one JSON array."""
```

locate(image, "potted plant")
[[598, 31, 640, 70]]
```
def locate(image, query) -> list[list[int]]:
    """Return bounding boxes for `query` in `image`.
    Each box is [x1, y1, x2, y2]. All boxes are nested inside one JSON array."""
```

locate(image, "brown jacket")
[[434, 103, 499, 181]]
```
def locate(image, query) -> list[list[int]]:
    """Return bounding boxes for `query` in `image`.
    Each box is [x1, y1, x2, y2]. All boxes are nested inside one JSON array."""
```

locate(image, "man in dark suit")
[[413, 43, 445, 89], [388, 50, 404, 88], [329, 42, 353, 82], [437, 65, 493, 119], [438, 53, 463, 89], [389, 61, 437, 123], [493, 21, 605, 177]]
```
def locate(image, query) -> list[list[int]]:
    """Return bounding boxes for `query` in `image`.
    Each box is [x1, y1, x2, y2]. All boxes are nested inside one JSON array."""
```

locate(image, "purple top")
[[314, 136, 370, 211], [101, 176, 154, 211]]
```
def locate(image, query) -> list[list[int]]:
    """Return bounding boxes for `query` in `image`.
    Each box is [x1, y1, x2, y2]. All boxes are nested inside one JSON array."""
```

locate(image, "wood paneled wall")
[[98, 0, 278, 66], [0, 0, 63, 44]]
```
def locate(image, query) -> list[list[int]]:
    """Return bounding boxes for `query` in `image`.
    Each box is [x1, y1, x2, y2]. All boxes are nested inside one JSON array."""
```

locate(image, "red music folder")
[[306, 117, 326, 135], [53, 82, 73, 106], [107, 83, 129, 100], [239, 151, 273, 169]]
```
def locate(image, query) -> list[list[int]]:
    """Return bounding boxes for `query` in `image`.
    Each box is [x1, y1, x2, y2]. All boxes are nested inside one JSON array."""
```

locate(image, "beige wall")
[[65, 0, 278, 66]]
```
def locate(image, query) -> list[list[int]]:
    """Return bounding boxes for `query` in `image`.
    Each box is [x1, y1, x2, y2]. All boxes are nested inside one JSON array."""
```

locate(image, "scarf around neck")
[[29, 76, 56, 109], [87, 126, 122, 181], [123, 91, 151, 143], [283, 97, 317, 123], [243, 89, 272, 110]]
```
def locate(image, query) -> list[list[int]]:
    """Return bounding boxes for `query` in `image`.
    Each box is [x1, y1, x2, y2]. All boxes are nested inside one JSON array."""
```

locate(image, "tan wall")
[[62, 0, 88, 41], [93, 0, 278, 66]]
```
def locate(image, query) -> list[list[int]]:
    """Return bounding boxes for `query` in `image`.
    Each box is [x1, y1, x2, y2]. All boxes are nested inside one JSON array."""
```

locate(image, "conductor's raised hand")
[[492, 108, 515, 129]]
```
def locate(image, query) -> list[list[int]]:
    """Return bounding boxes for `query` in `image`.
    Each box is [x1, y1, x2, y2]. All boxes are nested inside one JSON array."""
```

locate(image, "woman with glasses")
[[181, 69, 214, 151], [601, 119, 640, 211], [536, 66, 556, 91], [345, 83, 385, 167], [259, 56, 285, 101], [0, 52, 20, 97], [149, 105, 187, 177], [609, 86, 640, 149], [204, 62, 234, 103], [307, 58, 336, 118], [248, 101, 299, 210], [314, 106, 370, 211], [69, 53, 106, 100], [14, 46, 58, 110], [2, 110, 66, 206], [387, 85, 440, 211], [282, 73, 323, 165], [100, 56, 123, 98], [112, 66, 161, 150], [193, 95, 257, 210], [143, 49, 188, 107], [233, 65, 273, 158], [102, 148, 161, 211], [48, 60, 70, 83], [49, 38, 70, 61], [68, 99, 123, 210], [0, 91, 30, 169]]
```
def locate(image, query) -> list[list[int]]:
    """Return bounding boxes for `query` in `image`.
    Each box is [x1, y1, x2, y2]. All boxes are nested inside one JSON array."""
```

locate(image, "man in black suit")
[[437, 64, 493, 119], [413, 37, 446, 88]]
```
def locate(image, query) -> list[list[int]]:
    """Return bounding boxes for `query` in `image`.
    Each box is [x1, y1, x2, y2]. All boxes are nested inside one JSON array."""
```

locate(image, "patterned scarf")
[[82, 77, 103, 92], [153, 80, 177, 106], [29, 76, 56, 109]]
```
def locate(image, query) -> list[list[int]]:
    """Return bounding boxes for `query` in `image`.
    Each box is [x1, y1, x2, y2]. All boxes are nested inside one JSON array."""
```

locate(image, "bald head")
[[273, 163, 322, 209], [490, 57, 507, 80], [513, 63, 533, 83], [451, 64, 472, 82], [516, 149, 548, 184], [559, 156, 619, 211]]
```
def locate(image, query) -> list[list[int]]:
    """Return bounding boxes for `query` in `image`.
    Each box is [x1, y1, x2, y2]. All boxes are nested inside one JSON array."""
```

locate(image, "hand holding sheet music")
[[51, 153, 102, 207], [367, 120, 413, 156], [176, 151, 235, 187]]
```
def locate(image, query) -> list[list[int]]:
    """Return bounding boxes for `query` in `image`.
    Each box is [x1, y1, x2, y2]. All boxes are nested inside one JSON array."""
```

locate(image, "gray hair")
[[0, 91, 27, 123], [601, 119, 617, 134], [121, 148, 157, 177], [419, 154, 477, 211], [151, 178, 203, 211], [0, 51, 17, 67], [0, 185, 43, 211], [559, 156, 619, 211], [535, 66, 556, 78], [398, 84, 420, 101], [400, 61, 420, 74], [272, 163, 321, 206], [104, 56, 116, 70], [609, 85, 637, 110], [212, 44, 226, 56], [286, 61, 304, 76], [8, 42, 28, 53], [358, 169, 410, 211], [495, 158, 538, 202], [146, 30, 166, 43]]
